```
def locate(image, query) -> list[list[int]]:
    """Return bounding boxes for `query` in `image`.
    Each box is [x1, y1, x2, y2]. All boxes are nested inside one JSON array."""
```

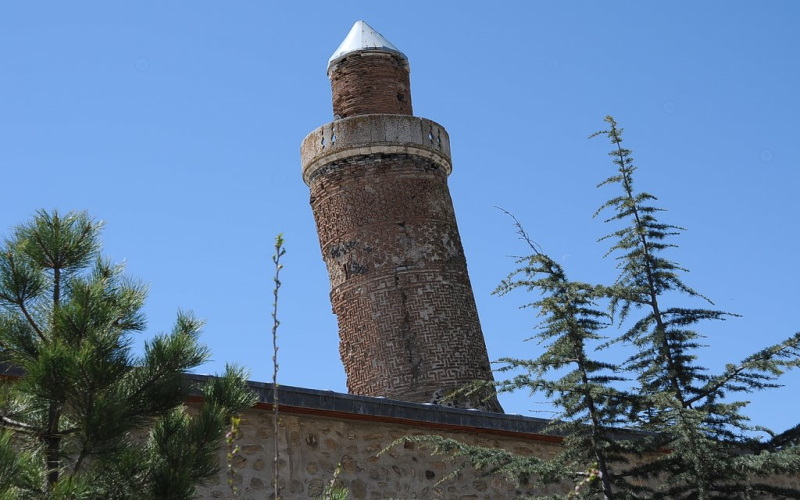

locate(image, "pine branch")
[[690, 332, 800, 407], [0, 415, 37, 434]]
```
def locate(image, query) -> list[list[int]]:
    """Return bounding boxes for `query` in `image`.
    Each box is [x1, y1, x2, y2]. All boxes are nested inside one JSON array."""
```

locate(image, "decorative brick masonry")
[[329, 52, 412, 119], [301, 24, 501, 412]]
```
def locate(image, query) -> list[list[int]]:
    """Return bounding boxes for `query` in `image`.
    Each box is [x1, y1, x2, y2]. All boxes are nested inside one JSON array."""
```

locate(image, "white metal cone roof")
[[327, 21, 408, 71]]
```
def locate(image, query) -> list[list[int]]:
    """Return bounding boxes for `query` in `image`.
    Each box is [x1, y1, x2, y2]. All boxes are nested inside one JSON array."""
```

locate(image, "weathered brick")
[[330, 52, 412, 118], [304, 32, 501, 413]]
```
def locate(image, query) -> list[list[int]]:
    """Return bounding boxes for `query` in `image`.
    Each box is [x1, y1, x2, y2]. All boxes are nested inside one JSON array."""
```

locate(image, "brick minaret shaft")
[[301, 21, 502, 412]]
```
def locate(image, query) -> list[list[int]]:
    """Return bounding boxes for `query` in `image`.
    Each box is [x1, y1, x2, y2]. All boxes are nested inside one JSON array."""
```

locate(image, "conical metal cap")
[[327, 21, 408, 73]]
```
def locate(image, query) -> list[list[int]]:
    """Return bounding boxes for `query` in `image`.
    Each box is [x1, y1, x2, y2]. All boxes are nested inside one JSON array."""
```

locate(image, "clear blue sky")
[[2, 2, 798, 432]]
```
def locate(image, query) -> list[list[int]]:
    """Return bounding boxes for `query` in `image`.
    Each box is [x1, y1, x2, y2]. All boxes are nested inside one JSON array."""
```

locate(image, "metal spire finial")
[[327, 21, 408, 72]]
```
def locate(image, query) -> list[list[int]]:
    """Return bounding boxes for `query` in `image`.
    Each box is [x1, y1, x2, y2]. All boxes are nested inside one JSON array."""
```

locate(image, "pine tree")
[[394, 117, 800, 500], [0, 210, 256, 499], [593, 116, 800, 499], [390, 217, 636, 499], [491, 214, 631, 499], [389, 117, 800, 499]]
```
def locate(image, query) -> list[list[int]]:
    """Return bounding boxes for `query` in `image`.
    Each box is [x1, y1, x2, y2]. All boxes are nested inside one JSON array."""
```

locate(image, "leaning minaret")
[[301, 21, 502, 412]]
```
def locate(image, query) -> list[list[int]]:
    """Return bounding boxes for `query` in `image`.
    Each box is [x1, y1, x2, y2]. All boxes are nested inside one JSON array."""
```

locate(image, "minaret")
[[301, 21, 502, 412]]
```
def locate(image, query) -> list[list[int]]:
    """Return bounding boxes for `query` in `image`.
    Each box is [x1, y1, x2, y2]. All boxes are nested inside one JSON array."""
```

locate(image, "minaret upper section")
[[327, 21, 412, 118]]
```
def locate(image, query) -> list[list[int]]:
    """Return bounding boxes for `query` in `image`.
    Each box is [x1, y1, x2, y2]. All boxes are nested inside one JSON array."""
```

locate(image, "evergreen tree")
[[392, 217, 636, 499], [392, 117, 800, 499], [0, 210, 256, 499], [492, 214, 631, 499], [593, 116, 800, 499]]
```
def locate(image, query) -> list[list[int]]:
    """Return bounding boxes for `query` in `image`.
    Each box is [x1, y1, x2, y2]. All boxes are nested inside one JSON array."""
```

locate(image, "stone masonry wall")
[[194, 394, 800, 499], [196, 404, 564, 499]]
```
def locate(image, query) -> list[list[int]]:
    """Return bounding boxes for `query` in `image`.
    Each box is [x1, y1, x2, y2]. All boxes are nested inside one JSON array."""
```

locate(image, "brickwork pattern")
[[329, 53, 412, 119], [303, 40, 501, 412], [308, 153, 500, 411], [196, 407, 564, 499]]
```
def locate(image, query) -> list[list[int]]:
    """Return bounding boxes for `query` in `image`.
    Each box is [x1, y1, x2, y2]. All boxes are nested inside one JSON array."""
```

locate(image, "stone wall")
[[192, 381, 800, 499], [193, 379, 562, 499]]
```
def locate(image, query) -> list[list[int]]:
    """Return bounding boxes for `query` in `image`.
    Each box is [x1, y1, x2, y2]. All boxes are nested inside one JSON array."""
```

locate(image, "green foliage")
[[314, 463, 350, 500], [491, 212, 631, 499], [395, 118, 800, 499], [382, 434, 555, 493], [226, 415, 243, 496], [0, 210, 257, 499], [316, 487, 350, 500], [593, 116, 800, 499], [0, 429, 39, 498]]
